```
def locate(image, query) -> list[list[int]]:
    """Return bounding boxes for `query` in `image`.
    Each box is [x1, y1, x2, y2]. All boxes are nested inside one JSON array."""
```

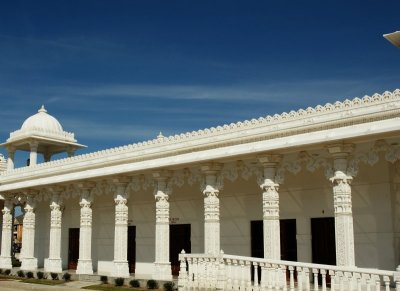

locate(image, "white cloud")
[[40, 78, 380, 104]]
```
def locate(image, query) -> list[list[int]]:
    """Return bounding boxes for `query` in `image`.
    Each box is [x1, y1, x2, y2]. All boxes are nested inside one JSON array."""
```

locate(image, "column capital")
[[6, 145, 16, 153], [67, 146, 75, 157], [257, 154, 282, 167], [152, 170, 173, 181], [200, 162, 223, 175], [77, 182, 95, 200], [77, 181, 96, 190], [47, 186, 65, 194], [29, 140, 39, 150], [44, 152, 52, 162], [0, 192, 13, 201], [327, 143, 354, 157], [23, 190, 39, 206], [327, 143, 354, 174], [201, 163, 223, 194], [153, 171, 173, 196], [109, 176, 131, 185]]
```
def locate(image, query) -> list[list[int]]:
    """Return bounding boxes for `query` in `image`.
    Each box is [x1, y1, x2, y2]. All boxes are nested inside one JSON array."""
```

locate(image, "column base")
[[76, 259, 93, 275], [44, 258, 63, 273], [0, 256, 12, 269], [153, 262, 172, 280], [20, 257, 38, 271], [112, 261, 130, 278]]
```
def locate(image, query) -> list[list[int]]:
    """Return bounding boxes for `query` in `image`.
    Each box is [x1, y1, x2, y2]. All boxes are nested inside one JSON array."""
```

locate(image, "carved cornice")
[[1, 89, 399, 185]]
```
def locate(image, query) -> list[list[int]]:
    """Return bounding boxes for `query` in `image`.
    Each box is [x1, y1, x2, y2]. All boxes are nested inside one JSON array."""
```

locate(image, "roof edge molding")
[[1, 89, 399, 177]]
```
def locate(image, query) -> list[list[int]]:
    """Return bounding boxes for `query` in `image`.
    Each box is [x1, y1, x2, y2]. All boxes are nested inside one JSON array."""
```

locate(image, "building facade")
[[0, 90, 399, 280]]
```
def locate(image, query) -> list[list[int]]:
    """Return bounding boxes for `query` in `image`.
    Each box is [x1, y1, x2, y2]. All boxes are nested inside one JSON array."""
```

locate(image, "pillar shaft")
[[29, 141, 38, 166], [7, 148, 15, 171], [21, 196, 38, 270], [44, 152, 52, 162], [201, 164, 222, 256], [112, 181, 130, 277], [328, 144, 355, 267], [0, 199, 13, 269], [67, 147, 75, 158], [44, 192, 63, 272], [331, 170, 355, 266], [76, 189, 93, 274], [259, 155, 281, 260], [153, 173, 172, 280]]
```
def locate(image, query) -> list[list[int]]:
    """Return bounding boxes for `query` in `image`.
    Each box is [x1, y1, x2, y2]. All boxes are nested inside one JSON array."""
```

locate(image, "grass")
[[0, 274, 13, 280], [83, 284, 146, 291], [20, 278, 66, 285], [81, 284, 161, 291]]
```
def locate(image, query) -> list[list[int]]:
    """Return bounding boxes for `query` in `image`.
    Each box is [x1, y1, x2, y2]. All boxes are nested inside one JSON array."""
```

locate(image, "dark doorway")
[[251, 220, 297, 282], [68, 228, 79, 270], [311, 217, 336, 265], [127, 225, 136, 273], [170, 224, 191, 276], [250, 221, 264, 258], [280, 219, 297, 261], [250, 219, 297, 260]]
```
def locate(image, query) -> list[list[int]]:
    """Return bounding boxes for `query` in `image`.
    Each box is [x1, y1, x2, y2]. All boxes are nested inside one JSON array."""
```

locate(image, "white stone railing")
[[177, 251, 400, 291]]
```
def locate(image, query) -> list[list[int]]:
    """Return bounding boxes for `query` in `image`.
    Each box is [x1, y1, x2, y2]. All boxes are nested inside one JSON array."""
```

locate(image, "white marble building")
[[0, 90, 399, 283]]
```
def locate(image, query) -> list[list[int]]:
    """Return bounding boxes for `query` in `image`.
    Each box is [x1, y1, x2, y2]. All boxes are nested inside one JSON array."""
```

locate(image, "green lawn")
[[20, 278, 66, 285], [83, 284, 143, 291]]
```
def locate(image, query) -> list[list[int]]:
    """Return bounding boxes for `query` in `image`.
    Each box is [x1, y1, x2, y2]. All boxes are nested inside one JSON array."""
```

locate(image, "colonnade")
[[0, 146, 357, 278]]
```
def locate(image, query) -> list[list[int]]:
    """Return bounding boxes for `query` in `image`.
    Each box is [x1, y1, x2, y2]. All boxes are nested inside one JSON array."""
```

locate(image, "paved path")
[[0, 279, 94, 291]]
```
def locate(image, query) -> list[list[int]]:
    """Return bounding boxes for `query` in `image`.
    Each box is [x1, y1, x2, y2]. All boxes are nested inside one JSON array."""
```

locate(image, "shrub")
[[0, 268, 3, 274], [17, 270, 25, 278], [100, 275, 108, 284], [147, 279, 159, 289], [114, 277, 124, 287], [163, 281, 174, 291], [130, 279, 140, 288], [36, 271, 44, 279], [62, 272, 71, 281], [12, 257, 21, 267], [26, 271, 34, 278], [4, 269, 11, 276], [50, 272, 58, 280]]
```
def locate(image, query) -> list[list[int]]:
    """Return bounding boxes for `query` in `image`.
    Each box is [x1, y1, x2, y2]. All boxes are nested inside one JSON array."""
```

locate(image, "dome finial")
[[38, 105, 47, 113]]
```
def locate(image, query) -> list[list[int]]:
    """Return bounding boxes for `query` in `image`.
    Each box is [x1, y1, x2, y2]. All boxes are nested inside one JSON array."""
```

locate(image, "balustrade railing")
[[178, 251, 400, 291]]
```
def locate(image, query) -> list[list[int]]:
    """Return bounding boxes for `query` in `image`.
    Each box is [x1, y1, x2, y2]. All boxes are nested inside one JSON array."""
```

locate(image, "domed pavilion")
[[0, 105, 85, 170]]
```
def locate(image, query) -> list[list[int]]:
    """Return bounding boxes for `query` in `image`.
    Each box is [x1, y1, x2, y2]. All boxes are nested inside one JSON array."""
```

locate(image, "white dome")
[[21, 105, 63, 133]]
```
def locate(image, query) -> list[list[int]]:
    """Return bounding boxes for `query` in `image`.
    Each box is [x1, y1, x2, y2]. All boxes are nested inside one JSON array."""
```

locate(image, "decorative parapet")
[[8, 127, 76, 143], [1, 89, 400, 179]]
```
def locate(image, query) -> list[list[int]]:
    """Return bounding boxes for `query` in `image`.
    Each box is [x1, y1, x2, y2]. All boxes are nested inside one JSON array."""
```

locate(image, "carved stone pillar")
[[112, 179, 130, 277], [67, 147, 75, 158], [258, 155, 282, 260], [153, 171, 172, 280], [0, 198, 13, 269], [21, 194, 38, 270], [328, 144, 355, 267], [44, 190, 63, 272], [43, 152, 52, 163], [76, 185, 94, 274], [29, 141, 39, 166], [201, 163, 222, 256], [6, 147, 15, 171]]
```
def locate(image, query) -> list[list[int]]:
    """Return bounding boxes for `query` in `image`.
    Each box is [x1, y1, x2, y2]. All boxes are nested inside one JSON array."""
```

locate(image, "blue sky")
[[0, 1, 399, 166]]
